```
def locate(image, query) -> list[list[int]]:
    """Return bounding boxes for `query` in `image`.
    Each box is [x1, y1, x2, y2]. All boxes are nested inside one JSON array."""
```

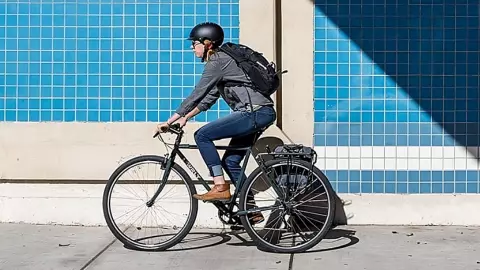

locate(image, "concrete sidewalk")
[[0, 223, 479, 270]]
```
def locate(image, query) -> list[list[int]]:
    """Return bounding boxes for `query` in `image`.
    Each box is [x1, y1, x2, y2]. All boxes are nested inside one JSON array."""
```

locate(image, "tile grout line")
[[79, 237, 117, 270]]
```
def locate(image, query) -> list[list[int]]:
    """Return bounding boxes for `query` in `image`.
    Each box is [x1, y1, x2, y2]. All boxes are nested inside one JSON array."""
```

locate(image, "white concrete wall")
[[3, 183, 480, 227], [0, 122, 292, 181]]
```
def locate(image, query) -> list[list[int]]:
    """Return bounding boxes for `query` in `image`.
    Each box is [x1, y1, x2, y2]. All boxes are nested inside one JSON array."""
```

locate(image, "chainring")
[[217, 209, 241, 226]]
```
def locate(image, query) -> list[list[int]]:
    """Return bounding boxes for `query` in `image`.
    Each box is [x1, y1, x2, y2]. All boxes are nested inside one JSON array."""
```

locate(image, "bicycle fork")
[[146, 153, 176, 207]]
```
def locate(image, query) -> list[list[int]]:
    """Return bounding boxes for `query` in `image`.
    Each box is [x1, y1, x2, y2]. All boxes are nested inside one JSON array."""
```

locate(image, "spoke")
[[107, 159, 194, 249]]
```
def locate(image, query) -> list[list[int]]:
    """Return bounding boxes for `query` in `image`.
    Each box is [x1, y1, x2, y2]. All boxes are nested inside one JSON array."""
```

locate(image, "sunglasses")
[[191, 41, 202, 47]]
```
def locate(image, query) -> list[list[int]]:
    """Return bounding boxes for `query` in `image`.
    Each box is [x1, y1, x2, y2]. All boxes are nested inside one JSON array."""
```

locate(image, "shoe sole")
[[197, 198, 232, 203], [193, 195, 232, 203]]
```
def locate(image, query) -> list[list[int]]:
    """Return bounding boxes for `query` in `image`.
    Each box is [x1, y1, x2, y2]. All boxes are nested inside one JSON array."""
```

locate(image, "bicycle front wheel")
[[102, 155, 198, 251], [238, 158, 336, 253]]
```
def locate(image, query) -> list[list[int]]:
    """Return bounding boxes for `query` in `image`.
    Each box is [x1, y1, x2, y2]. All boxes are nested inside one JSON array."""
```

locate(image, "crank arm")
[[236, 205, 284, 217]]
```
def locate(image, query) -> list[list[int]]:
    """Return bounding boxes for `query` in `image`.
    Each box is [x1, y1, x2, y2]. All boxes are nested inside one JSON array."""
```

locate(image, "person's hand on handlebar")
[[155, 122, 170, 134], [155, 117, 187, 134], [176, 117, 188, 128]]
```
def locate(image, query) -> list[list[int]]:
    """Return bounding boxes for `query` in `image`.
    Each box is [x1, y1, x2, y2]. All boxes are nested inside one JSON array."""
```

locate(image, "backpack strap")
[[218, 44, 258, 128]]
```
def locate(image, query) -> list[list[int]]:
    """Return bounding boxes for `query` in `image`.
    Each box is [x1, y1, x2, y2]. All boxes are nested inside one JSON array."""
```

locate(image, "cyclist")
[[155, 22, 276, 223]]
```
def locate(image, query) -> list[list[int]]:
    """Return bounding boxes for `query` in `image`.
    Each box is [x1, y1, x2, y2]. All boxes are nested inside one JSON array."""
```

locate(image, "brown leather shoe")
[[193, 183, 231, 201]]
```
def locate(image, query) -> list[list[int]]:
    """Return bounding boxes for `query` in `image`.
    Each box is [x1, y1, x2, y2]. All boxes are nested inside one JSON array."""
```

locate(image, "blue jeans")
[[194, 105, 277, 185]]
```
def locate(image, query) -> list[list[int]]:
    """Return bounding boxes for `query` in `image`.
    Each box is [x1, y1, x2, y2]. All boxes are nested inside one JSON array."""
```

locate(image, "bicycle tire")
[[102, 155, 198, 251], [238, 158, 336, 253]]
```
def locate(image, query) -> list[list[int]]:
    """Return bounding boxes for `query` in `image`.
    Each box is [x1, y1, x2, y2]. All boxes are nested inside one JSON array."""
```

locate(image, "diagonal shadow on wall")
[[312, 0, 480, 158]]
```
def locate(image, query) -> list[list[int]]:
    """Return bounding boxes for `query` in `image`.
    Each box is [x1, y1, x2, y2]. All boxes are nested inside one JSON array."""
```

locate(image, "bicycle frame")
[[147, 125, 261, 219]]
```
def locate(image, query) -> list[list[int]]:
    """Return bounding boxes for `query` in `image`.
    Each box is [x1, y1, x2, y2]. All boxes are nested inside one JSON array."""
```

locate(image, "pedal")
[[230, 224, 245, 231], [342, 199, 352, 206], [202, 198, 231, 203]]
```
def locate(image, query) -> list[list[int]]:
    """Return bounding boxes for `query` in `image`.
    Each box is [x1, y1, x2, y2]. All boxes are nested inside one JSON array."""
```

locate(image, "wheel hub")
[[282, 201, 295, 214], [146, 199, 154, 207]]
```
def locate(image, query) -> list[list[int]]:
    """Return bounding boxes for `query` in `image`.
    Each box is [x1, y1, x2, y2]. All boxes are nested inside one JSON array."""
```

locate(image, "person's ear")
[[205, 41, 213, 50]]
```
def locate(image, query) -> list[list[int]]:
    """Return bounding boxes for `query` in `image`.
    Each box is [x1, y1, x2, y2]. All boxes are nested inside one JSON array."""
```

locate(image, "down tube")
[[175, 150, 211, 191]]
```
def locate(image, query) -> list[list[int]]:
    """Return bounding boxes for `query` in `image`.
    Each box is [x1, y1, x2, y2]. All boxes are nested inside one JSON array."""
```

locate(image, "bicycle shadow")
[[119, 191, 352, 254], [122, 232, 232, 252], [226, 228, 358, 254], [120, 227, 357, 254]]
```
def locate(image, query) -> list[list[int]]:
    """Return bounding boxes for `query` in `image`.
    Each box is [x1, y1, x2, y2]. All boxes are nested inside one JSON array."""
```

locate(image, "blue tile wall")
[[324, 170, 479, 194], [313, 0, 479, 148], [0, 1, 239, 122], [313, 0, 480, 194]]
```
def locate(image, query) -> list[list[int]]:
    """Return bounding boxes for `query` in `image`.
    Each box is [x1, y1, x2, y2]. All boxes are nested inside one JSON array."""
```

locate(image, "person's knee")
[[194, 128, 207, 144], [195, 124, 217, 144]]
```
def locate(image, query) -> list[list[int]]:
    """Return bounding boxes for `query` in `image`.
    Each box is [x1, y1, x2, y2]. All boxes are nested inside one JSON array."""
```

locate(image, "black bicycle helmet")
[[188, 22, 224, 47]]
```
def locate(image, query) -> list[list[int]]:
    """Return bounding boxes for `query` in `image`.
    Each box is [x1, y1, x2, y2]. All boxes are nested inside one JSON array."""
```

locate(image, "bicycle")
[[102, 123, 336, 253]]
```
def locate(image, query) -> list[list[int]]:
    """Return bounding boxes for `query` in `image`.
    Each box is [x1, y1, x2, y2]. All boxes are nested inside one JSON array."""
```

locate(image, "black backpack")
[[219, 42, 287, 97]]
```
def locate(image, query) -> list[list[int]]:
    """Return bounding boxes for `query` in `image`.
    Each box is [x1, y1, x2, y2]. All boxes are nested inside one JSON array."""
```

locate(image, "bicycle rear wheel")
[[238, 158, 336, 253], [102, 155, 198, 251]]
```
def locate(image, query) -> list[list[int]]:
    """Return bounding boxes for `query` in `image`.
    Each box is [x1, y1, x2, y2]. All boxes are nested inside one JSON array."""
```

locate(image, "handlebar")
[[153, 123, 183, 138]]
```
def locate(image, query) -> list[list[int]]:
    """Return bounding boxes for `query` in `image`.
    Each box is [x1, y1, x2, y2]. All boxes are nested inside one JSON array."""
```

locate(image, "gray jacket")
[[175, 51, 274, 117]]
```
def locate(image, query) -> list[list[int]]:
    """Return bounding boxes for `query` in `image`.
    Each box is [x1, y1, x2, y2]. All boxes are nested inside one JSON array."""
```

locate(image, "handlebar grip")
[[160, 125, 170, 132], [153, 123, 182, 138]]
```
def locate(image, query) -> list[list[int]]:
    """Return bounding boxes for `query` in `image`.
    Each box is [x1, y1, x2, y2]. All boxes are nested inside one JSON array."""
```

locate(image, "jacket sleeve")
[[175, 59, 223, 116], [197, 87, 221, 111]]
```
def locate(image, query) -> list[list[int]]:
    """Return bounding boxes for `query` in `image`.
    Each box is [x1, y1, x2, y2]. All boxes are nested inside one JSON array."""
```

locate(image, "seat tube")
[[236, 148, 251, 190]]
